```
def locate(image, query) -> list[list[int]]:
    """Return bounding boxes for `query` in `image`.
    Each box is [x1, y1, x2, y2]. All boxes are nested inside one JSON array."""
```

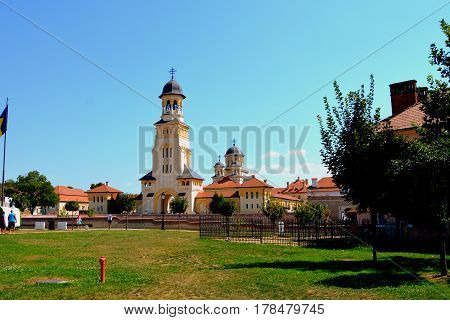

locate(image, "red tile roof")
[[240, 177, 272, 188], [54, 186, 89, 203], [271, 192, 300, 201], [86, 185, 122, 194], [310, 177, 340, 192], [285, 177, 308, 193], [204, 177, 240, 189], [196, 190, 239, 199], [381, 103, 425, 131]]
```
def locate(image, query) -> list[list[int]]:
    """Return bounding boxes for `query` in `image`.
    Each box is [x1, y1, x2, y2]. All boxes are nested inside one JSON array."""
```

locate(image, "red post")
[[99, 256, 106, 283]]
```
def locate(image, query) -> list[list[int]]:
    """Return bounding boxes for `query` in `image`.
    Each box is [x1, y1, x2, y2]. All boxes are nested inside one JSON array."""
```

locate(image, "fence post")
[[259, 218, 263, 244], [297, 218, 300, 246]]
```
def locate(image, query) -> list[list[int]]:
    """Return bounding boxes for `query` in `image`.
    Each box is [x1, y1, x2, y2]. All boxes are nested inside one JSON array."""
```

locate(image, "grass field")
[[0, 229, 448, 299]]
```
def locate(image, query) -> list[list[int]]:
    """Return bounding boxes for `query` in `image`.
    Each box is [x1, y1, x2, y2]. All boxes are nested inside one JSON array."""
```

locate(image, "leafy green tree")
[[318, 76, 410, 262], [170, 196, 188, 214], [219, 199, 237, 217], [5, 171, 58, 215], [65, 201, 79, 212], [109, 193, 135, 214], [260, 200, 286, 224], [219, 199, 237, 240], [209, 193, 225, 214], [294, 203, 330, 225], [398, 20, 449, 276]]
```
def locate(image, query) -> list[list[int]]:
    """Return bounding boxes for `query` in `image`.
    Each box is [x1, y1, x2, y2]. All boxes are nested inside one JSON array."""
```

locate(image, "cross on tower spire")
[[169, 67, 176, 80], [233, 138, 236, 146]]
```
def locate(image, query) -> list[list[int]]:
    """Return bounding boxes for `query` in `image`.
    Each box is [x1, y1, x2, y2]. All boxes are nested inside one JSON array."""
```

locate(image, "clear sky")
[[0, 0, 448, 193]]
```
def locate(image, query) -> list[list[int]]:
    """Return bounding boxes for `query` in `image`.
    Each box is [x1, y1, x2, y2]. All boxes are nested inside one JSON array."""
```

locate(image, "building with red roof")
[[380, 80, 427, 140], [41, 186, 89, 215], [86, 182, 122, 214], [307, 177, 354, 220]]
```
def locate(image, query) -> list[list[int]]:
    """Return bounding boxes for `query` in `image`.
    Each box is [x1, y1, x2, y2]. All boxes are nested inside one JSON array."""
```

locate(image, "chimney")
[[389, 80, 419, 116], [311, 178, 318, 188], [417, 87, 428, 102], [286, 182, 289, 188], [252, 174, 255, 178], [263, 179, 267, 183], [105, 181, 109, 186], [304, 178, 309, 186]]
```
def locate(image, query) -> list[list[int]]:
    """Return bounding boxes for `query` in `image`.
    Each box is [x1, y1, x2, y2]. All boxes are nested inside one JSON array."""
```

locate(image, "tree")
[[219, 199, 237, 217], [294, 203, 330, 226], [260, 200, 286, 225], [5, 171, 58, 215], [400, 20, 449, 276], [219, 199, 237, 240], [170, 196, 188, 214], [209, 193, 225, 214], [65, 201, 79, 212], [318, 76, 409, 262], [90, 182, 104, 190], [109, 193, 136, 214]]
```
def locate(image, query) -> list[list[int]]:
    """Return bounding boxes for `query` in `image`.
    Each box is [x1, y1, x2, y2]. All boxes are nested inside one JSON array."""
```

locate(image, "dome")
[[225, 145, 243, 156], [214, 161, 225, 168], [159, 79, 186, 98]]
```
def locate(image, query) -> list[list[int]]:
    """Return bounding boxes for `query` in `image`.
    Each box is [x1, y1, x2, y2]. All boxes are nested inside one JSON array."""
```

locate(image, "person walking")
[[0, 208, 6, 234], [107, 213, 112, 230], [76, 215, 82, 230], [7, 210, 16, 234]]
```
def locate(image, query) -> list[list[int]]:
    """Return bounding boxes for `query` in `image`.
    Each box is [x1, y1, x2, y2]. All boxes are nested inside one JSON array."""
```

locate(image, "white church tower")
[[140, 69, 204, 214]]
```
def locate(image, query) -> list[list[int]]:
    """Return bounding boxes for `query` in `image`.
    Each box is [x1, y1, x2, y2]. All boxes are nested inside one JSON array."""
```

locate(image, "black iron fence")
[[199, 214, 448, 249]]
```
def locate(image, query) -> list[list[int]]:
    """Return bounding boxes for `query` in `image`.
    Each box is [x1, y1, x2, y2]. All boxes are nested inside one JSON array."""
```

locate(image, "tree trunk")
[[371, 212, 377, 262], [439, 222, 448, 277]]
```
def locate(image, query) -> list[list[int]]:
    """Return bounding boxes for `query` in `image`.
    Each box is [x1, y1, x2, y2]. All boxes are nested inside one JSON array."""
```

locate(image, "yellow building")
[[86, 183, 122, 214]]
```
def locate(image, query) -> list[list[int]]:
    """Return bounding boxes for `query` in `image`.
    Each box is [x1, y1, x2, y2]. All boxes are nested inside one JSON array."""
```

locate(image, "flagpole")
[[1, 98, 7, 207]]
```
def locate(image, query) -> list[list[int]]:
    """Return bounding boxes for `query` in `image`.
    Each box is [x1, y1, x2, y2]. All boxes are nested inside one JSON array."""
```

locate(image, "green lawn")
[[0, 229, 448, 299]]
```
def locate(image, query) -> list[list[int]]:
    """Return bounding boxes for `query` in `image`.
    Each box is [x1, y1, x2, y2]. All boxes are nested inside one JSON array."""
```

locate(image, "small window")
[[256, 192, 259, 199], [170, 164, 172, 173], [246, 192, 248, 199], [257, 204, 259, 208], [251, 192, 254, 199], [251, 204, 254, 209], [246, 204, 248, 209]]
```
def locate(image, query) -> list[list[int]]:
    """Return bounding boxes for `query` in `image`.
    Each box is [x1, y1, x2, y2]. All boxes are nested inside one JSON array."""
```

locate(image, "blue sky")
[[0, 0, 448, 193]]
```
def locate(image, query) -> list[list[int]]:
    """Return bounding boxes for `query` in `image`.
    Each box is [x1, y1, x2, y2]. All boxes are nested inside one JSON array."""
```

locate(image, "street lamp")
[[161, 192, 166, 230]]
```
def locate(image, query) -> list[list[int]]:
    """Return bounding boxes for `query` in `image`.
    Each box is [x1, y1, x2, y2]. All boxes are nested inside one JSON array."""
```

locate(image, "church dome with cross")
[[160, 79, 185, 98], [159, 68, 185, 98]]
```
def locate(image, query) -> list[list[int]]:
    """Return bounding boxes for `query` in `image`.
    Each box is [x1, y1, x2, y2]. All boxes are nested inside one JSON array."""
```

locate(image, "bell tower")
[[139, 69, 204, 214]]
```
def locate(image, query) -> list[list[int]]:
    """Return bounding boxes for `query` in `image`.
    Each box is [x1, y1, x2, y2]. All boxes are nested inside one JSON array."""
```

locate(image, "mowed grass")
[[0, 229, 448, 299]]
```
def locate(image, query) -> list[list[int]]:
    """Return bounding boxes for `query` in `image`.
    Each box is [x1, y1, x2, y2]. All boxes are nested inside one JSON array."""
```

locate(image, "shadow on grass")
[[225, 256, 438, 273], [224, 256, 444, 289], [317, 273, 424, 289]]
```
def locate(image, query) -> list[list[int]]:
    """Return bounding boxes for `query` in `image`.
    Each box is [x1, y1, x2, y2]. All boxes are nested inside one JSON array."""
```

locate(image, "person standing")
[[7, 210, 16, 233], [0, 208, 6, 234], [76, 214, 82, 230], [107, 213, 112, 230]]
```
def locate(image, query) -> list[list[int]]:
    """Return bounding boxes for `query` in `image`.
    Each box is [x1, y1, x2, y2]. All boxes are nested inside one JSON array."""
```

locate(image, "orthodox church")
[[138, 72, 299, 214]]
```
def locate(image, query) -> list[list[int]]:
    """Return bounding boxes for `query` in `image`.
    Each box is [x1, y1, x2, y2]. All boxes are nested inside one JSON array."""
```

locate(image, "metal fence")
[[199, 215, 357, 247], [199, 214, 447, 249]]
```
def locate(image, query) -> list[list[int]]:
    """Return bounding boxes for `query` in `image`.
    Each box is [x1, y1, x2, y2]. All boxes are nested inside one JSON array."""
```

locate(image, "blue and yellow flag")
[[0, 103, 8, 138]]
